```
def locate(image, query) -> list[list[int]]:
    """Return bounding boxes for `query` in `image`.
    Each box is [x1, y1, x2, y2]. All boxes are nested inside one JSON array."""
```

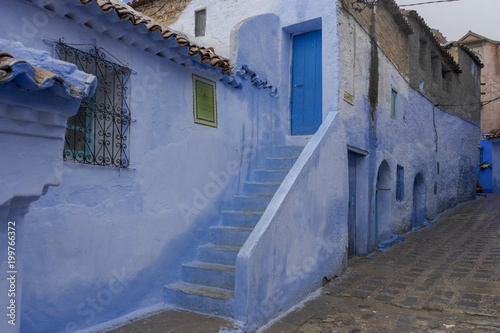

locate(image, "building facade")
[[0, 0, 482, 332], [460, 31, 500, 132]]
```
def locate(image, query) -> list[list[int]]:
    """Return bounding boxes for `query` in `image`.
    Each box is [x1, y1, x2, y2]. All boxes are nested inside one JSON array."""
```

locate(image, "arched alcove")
[[376, 160, 391, 244], [413, 173, 427, 228]]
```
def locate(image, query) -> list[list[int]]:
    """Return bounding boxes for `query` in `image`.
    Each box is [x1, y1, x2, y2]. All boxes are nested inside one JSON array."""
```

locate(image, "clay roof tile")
[[0, 50, 94, 98], [77, 0, 231, 73], [487, 129, 500, 140]]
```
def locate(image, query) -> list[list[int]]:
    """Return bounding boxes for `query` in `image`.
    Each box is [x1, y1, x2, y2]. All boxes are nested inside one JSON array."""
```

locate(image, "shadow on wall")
[[376, 160, 391, 244], [413, 173, 427, 229]]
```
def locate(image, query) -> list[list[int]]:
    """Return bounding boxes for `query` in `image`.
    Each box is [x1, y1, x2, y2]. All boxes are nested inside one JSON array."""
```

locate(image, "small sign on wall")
[[193, 74, 217, 127], [344, 91, 354, 105]]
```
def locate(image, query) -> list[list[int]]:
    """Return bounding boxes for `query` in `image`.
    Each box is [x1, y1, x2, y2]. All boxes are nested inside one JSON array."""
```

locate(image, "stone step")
[[254, 169, 289, 182], [221, 211, 262, 228], [233, 195, 272, 212], [182, 261, 235, 290], [197, 244, 240, 266], [265, 156, 297, 170], [164, 282, 234, 317], [242, 182, 281, 196], [273, 145, 304, 158], [210, 226, 253, 247]]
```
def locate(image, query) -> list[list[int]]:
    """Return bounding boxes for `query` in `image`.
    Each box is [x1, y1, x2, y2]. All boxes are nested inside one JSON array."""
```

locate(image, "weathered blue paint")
[[0, 0, 482, 331], [0, 38, 96, 333], [236, 112, 348, 329], [291, 30, 323, 135], [490, 138, 500, 193], [1, 1, 282, 332], [479, 140, 493, 193]]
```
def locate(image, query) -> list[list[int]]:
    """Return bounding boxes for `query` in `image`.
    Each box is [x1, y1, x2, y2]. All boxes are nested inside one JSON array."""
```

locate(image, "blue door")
[[291, 30, 322, 135]]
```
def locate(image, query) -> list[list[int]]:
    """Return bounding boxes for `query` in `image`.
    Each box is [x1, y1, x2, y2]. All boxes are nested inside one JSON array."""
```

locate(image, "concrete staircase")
[[165, 145, 304, 317]]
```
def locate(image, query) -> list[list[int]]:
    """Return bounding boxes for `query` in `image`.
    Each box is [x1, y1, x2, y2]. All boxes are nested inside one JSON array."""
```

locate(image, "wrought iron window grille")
[[55, 40, 132, 168]]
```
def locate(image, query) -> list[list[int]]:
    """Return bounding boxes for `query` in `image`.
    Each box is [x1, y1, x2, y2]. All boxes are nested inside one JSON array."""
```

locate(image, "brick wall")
[[339, 0, 410, 77]]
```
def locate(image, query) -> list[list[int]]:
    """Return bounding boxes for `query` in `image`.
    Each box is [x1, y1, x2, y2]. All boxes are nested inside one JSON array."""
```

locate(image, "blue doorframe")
[[348, 151, 357, 258], [290, 30, 322, 135]]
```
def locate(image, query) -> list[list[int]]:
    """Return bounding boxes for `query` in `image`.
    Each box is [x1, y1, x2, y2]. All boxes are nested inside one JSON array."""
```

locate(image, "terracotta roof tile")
[[444, 42, 484, 68], [78, 0, 231, 74], [0, 50, 92, 98], [402, 10, 461, 73], [459, 31, 500, 45], [487, 129, 500, 140]]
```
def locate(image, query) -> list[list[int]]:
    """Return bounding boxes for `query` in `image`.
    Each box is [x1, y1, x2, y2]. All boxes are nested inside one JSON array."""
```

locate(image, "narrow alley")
[[106, 195, 500, 332], [263, 195, 500, 332]]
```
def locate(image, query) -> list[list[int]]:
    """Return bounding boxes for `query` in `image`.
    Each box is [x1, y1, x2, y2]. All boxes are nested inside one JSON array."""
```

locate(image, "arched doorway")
[[413, 173, 427, 228], [375, 161, 391, 245]]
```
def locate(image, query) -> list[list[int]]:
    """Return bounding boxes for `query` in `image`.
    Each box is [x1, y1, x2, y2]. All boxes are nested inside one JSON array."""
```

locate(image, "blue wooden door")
[[291, 30, 322, 135]]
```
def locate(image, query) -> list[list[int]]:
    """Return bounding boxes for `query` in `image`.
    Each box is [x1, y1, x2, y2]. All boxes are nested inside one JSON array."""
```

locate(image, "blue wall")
[[1, 1, 481, 332], [2, 1, 279, 332], [337, 10, 479, 254], [491, 139, 500, 193], [479, 140, 493, 193]]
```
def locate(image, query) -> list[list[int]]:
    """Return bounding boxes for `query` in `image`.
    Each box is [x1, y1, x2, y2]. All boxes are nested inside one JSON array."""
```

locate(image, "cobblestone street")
[[263, 195, 500, 332], [106, 195, 500, 333]]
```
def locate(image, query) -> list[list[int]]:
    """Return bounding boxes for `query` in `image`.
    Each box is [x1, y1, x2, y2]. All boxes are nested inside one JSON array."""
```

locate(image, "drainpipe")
[[368, 6, 379, 251]]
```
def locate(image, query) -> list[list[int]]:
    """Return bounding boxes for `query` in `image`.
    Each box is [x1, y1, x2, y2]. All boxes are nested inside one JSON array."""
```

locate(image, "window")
[[431, 52, 440, 83], [195, 9, 206, 37], [193, 74, 217, 127], [396, 165, 404, 202], [442, 69, 452, 92], [55, 41, 131, 168], [419, 39, 427, 69], [391, 88, 398, 120]]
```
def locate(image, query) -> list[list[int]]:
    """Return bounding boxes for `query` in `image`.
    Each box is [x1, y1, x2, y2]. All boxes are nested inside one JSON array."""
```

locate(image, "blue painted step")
[[182, 261, 235, 290], [273, 145, 304, 158], [243, 182, 281, 196], [221, 211, 262, 228], [198, 244, 240, 266], [165, 145, 305, 318], [266, 157, 298, 170], [210, 226, 253, 247], [233, 195, 272, 212], [254, 169, 289, 182], [165, 282, 234, 317]]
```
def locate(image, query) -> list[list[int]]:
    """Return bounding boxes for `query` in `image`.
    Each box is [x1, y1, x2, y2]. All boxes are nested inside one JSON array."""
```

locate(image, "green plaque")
[[193, 75, 217, 127]]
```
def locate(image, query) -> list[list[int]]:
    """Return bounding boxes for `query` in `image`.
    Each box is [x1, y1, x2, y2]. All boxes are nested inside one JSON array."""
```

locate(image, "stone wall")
[[337, 3, 479, 252], [130, 0, 191, 27], [407, 16, 481, 123], [339, 0, 410, 77], [462, 39, 500, 132]]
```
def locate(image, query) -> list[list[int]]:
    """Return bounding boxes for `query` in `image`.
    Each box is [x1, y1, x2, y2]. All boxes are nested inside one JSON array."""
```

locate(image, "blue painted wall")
[[1, 1, 481, 332], [337, 9, 479, 254], [0, 38, 96, 333], [479, 140, 493, 193], [2, 1, 280, 332], [491, 139, 500, 193]]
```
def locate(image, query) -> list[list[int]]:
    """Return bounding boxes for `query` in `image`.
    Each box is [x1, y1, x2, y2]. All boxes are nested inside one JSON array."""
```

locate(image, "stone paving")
[[263, 195, 500, 332], [105, 195, 500, 333], [104, 309, 235, 333]]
